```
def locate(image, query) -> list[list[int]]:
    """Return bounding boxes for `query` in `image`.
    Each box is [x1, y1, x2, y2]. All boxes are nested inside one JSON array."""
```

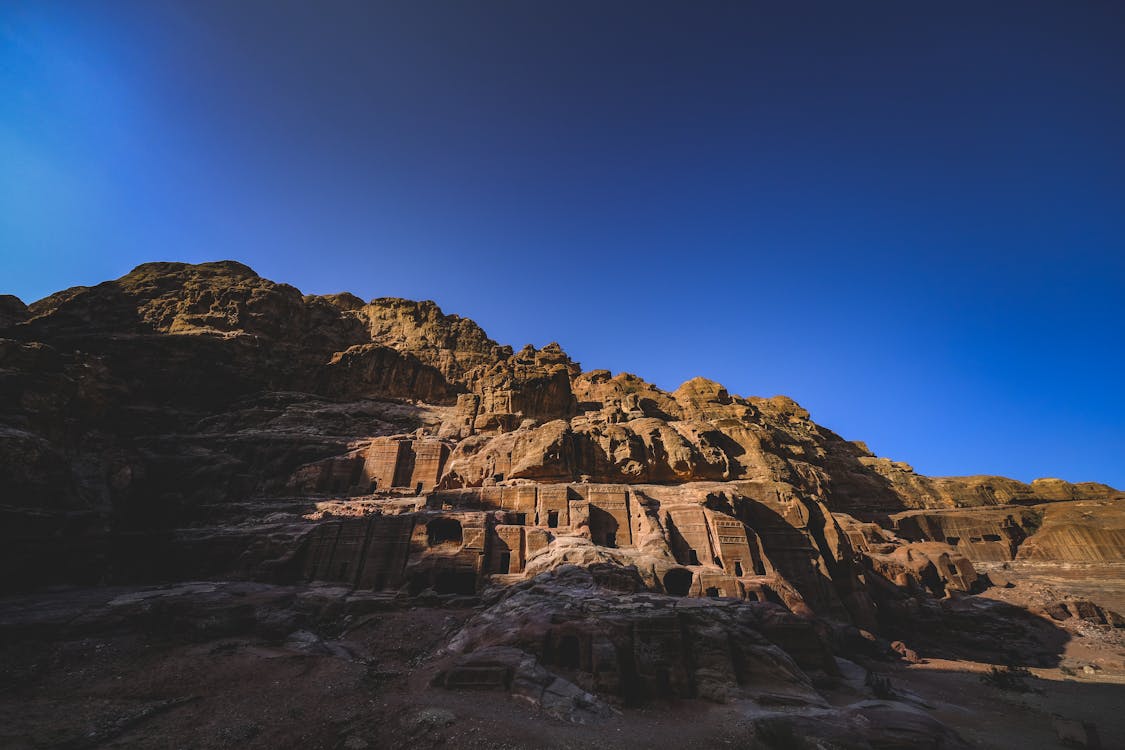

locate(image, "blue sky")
[[2, 2, 1123, 486]]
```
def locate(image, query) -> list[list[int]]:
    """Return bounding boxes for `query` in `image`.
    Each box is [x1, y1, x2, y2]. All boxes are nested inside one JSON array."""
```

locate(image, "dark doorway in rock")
[[499, 550, 512, 574], [427, 518, 463, 546], [392, 442, 416, 487], [557, 635, 581, 670], [734, 560, 744, 576], [589, 506, 620, 548], [416, 482, 423, 494], [663, 568, 693, 596], [688, 549, 700, 565], [433, 569, 477, 595], [920, 565, 946, 598], [547, 510, 559, 528], [706, 586, 720, 598], [369, 480, 378, 493], [982, 534, 1001, 542], [946, 536, 961, 546]]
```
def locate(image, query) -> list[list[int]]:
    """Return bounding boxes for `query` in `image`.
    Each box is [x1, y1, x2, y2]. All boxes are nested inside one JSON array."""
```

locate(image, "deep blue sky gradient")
[[2, 2, 1123, 485]]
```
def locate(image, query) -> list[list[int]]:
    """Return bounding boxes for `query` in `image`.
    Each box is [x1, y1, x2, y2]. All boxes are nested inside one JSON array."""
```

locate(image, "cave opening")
[[427, 518, 463, 546], [433, 569, 477, 595], [663, 568, 693, 597], [557, 635, 581, 670]]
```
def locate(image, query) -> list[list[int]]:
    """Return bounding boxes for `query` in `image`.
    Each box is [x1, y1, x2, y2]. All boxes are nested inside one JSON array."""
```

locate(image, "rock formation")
[[1, 261, 1122, 747], [3, 261, 1118, 595]]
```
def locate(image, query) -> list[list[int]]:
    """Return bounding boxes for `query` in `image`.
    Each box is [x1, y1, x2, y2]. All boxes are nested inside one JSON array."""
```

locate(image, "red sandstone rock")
[[4, 261, 1125, 749], [0, 260, 1120, 609]]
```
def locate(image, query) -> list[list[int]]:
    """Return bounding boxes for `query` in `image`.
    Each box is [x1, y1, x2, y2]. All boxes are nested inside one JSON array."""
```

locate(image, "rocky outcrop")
[[1, 260, 1120, 607], [23, 261, 360, 345], [836, 514, 980, 598], [863, 456, 1120, 509], [356, 297, 511, 383], [0, 295, 27, 328], [1011, 500, 1125, 562], [441, 565, 834, 706], [888, 499, 1125, 564], [5, 260, 1125, 750]]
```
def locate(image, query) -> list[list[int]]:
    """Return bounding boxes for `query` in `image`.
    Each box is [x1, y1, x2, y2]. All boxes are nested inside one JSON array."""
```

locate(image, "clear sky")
[[2, 2, 1123, 486]]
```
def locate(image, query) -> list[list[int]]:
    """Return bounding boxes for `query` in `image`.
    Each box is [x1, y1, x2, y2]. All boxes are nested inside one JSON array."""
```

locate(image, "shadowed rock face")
[[0, 295, 27, 329], [0, 260, 1120, 604], [439, 565, 835, 709], [5, 261, 1125, 749]]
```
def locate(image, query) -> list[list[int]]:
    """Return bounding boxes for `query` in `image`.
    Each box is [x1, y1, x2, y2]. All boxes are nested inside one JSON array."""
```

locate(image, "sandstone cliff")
[[0, 261, 1120, 605], [4, 260, 1125, 750]]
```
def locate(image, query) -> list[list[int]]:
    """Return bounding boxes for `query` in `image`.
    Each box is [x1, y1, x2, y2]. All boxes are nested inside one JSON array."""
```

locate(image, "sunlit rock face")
[[1, 260, 1120, 608]]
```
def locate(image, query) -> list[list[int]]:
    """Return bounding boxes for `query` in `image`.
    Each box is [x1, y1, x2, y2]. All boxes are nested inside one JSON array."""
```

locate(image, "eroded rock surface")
[[440, 565, 832, 707], [1, 261, 1122, 747], [2, 260, 1120, 594]]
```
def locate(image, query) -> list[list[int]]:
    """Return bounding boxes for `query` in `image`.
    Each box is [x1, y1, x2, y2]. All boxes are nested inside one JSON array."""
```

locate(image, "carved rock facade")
[[0, 261, 1120, 611]]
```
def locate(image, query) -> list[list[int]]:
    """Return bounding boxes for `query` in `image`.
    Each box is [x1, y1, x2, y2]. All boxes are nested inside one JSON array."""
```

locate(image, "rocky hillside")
[[2, 261, 1123, 748], [1, 261, 1120, 593], [2, 262, 1117, 564]]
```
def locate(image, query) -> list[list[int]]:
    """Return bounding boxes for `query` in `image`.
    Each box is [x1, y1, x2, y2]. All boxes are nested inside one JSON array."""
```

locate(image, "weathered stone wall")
[[290, 438, 451, 496], [891, 507, 1037, 562], [302, 515, 416, 589], [410, 440, 450, 492], [889, 500, 1125, 563], [363, 441, 405, 492], [295, 480, 875, 629]]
